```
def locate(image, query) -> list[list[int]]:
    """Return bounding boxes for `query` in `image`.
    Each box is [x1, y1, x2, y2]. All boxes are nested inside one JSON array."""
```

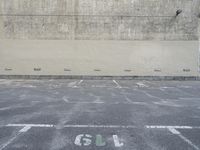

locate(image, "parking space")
[[1, 125, 200, 150], [0, 79, 200, 150]]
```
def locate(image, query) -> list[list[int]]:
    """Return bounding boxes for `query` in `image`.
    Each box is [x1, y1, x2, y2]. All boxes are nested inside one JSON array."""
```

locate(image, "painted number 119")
[[74, 134, 124, 147]]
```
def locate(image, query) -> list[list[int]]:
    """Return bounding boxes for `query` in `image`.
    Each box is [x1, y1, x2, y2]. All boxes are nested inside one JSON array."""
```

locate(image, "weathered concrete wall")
[[0, 0, 199, 40], [0, 0, 199, 77]]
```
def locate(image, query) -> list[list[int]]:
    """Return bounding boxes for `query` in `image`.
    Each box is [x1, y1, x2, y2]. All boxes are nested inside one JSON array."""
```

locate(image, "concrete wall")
[[0, 0, 198, 40], [0, 40, 198, 76], [0, 0, 199, 77]]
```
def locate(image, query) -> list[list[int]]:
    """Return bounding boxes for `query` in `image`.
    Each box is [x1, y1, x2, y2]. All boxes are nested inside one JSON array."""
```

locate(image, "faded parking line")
[[112, 80, 122, 88], [6, 124, 200, 129], [73, 80, 83, 88], [0, 133, 20, 150]]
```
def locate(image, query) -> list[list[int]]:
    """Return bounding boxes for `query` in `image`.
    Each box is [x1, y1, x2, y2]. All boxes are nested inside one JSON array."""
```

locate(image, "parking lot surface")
[[0, 79, 200, 150]]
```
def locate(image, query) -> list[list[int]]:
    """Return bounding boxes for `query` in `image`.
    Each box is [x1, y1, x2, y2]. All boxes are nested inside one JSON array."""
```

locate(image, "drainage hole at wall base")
[[64, 69, 71, 72], [4, 68, 13, 71], [34, 68, 41, 71], [94, 69, 101, 72]]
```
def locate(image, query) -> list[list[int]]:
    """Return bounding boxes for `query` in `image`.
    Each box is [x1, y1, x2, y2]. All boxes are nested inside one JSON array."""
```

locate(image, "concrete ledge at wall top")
[[0, 75, 199, 81]]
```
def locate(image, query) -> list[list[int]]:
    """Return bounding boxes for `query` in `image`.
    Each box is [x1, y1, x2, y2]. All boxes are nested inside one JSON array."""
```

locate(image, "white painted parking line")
[[63, 101, 105, 104], [123, 95, 133, 103], [160, 87, 176, 89], [177, 133, 200, 150], [153, 101, 183, 108], [19, 126, 32, 133], [168, 128, 200, 150], [73, 80, 83, 88], [6, 124, 200, 129], [123, 96, 147, 105], [7, 124, 54, 128], [178, 85, 192, 88], [113, 80, 122, 88], [6, 124, 136, 129], [90, 85, 130, 89], [168, 127, 181, 135], [0, 133, 20, 150], [0, 107, 13, 111], [63, 125, 136, 128], [68, 81, 78, 87], [61, 101, 147, 105], [136, 82, 149, 88], [179, 97, 200, 100], [78, 80, 83, 85], [63, 96, 69, 102], [146, 126, 197, 129]]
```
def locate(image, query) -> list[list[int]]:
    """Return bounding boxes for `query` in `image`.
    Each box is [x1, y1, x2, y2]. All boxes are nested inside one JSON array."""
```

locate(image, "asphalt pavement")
[[0, 79, 200, 150]]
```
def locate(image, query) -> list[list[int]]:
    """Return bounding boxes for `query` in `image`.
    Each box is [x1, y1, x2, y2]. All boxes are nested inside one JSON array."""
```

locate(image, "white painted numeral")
[[74, 134, 92, 146], [113, 135, 124, 147]]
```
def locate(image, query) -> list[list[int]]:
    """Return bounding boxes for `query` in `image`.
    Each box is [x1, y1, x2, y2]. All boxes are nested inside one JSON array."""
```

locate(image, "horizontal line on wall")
[[0, 14, 177, 18]]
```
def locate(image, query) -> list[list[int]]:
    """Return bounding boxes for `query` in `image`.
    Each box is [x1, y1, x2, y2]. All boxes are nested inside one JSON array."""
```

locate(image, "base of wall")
[[0, 75, 199, 81]]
